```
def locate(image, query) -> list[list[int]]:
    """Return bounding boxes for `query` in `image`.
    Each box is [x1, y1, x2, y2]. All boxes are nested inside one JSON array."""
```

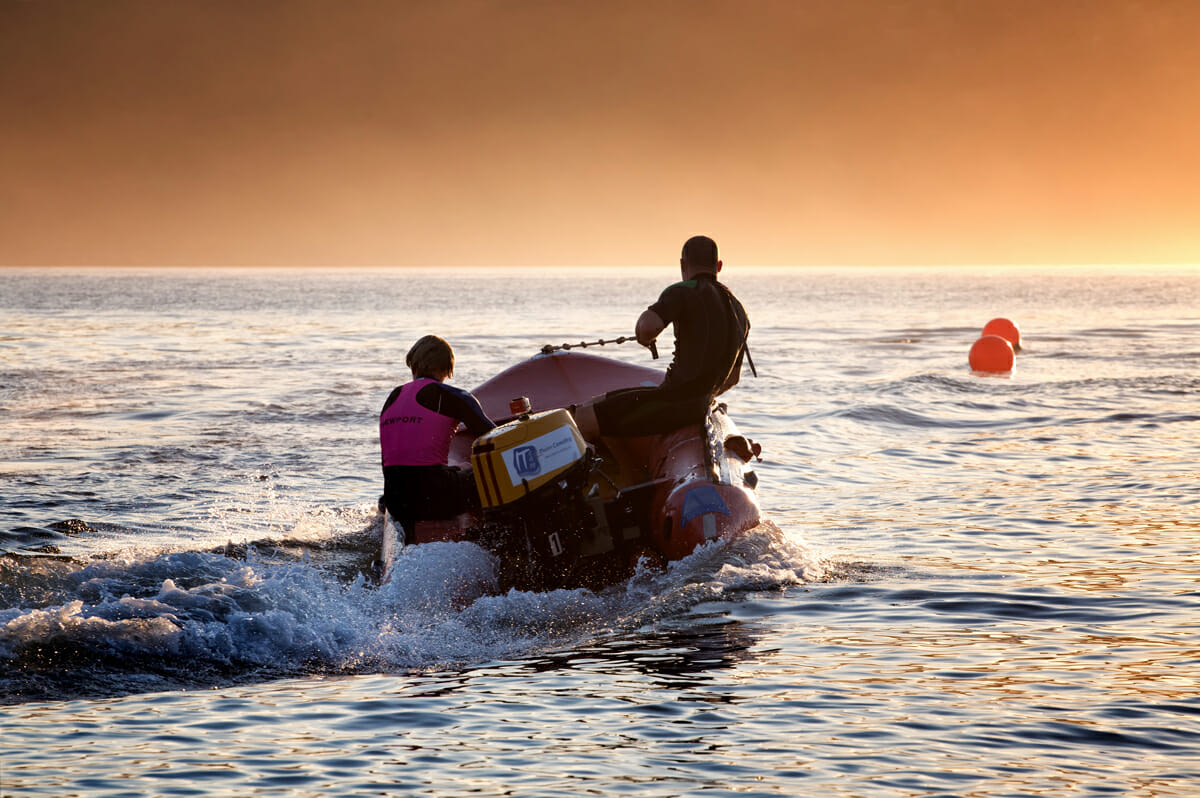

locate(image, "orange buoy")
[[969, 335, 1014, 373], [981, 317, 1021, 352]]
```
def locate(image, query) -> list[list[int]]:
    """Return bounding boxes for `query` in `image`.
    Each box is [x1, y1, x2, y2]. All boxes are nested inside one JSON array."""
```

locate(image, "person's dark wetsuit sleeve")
[[647, 282, 684, 326], [415, 382, 496, 436]]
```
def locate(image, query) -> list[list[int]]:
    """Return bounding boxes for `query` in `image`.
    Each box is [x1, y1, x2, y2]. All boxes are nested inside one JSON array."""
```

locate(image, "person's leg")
[[454, 467, 482, 513], [592, 387, 707, 438], [418, 465, 482, 520], [382, 466, 418, 534]]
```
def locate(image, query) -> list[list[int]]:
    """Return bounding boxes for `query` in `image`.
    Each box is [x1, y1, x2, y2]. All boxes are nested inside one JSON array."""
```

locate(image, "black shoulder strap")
[[742, 337, 758, 378], [714, 280, 756, 379]]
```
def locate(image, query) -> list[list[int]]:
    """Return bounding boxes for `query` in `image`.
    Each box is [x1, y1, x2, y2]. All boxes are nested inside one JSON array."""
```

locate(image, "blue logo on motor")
[[512, 445, 540, 477]]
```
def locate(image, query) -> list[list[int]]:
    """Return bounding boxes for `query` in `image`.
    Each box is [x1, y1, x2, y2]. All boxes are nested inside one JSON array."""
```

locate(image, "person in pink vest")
[[379, 335, 495, 535]]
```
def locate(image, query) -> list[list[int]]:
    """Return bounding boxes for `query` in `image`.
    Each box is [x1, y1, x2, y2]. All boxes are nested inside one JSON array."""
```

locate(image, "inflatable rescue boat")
[[378, 350, 762, 592]]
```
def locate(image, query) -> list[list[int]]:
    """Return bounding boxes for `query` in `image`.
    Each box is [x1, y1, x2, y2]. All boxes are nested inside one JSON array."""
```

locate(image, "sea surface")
[[2, 265, 1198, 797]]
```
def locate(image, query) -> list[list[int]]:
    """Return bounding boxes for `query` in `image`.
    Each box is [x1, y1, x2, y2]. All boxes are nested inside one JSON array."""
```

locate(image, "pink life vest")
[[379, 378, 461, 467]]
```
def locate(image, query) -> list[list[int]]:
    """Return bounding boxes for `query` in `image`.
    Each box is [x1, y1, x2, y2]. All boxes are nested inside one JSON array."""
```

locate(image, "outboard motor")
[[470, 406, 595, 590]]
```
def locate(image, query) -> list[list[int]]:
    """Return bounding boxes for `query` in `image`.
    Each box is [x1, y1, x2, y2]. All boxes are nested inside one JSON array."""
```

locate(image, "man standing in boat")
[[380, 335, 496, 535], [576, 235, 751, 439]]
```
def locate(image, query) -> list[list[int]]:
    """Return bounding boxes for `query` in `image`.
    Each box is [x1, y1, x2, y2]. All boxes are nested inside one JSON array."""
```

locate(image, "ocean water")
[[1, 265, 1198, 797]]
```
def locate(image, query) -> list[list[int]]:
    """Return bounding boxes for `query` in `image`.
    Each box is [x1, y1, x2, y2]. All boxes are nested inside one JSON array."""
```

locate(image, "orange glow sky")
[[2, 0, 1199, 267]]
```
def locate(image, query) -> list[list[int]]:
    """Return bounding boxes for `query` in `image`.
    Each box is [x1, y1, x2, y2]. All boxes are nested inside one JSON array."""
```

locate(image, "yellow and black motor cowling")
[[470, 409, 597, 590]]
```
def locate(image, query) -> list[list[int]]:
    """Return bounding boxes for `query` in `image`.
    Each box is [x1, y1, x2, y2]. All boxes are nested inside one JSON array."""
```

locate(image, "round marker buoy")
[[969, 334, 1014, 373], [981, 317, 1021, 352]]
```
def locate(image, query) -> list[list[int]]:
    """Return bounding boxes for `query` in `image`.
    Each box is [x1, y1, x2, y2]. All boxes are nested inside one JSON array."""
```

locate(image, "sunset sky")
[[2, 0, 1198, 267]]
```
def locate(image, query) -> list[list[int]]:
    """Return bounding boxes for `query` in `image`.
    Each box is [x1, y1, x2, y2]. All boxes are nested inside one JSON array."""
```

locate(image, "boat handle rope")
[[541, 336, 659, 359]]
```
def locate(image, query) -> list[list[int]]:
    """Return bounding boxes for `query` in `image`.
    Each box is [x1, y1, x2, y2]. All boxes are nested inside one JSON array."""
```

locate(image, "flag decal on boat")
[[681, 484, 730, 529]]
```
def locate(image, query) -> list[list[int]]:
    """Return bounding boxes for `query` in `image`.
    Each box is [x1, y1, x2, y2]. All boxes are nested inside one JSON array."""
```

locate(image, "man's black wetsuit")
[[594, 272, 750, 437]]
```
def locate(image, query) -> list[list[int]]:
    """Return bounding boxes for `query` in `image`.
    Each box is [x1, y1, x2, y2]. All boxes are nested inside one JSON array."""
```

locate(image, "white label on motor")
[[502, 425, 582, 486]]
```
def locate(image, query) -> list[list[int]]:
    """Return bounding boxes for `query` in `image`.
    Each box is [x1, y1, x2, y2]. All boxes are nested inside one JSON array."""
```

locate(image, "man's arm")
[[635, 309, 666, 349]]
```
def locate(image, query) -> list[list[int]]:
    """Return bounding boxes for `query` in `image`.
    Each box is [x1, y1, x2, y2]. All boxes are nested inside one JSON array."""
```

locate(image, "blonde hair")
[[406, 335, 455, 379]]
